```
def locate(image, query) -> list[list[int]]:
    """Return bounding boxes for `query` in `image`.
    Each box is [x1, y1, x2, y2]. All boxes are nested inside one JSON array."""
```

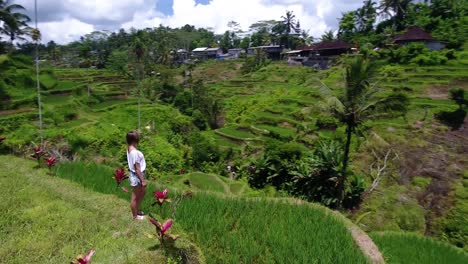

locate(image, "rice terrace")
[[1, 0, 468, 263]]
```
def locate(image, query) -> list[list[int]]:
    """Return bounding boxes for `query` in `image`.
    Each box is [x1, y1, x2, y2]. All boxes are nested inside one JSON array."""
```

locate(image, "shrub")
[[189, 132, 222, 169], [140, 136, 184, 176]]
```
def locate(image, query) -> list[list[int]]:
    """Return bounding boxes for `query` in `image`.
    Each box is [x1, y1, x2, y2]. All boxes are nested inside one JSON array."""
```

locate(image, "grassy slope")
[[371, 232, 468, 264], [0, 156, 200, 263], [54, 161, 369, 263]]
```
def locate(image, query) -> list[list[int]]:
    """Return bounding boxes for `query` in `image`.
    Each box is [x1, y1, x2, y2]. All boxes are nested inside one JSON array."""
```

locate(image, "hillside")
[[2, 156, 468, 263], [0, 156, 200, 263], [1, 50, 467, 258]]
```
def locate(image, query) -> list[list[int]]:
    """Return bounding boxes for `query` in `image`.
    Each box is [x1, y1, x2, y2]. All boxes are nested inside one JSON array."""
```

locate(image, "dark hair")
[[126, 131, 140, 145]]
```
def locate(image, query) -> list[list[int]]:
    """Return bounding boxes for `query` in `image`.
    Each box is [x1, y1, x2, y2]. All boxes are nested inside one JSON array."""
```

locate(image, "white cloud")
[[14, 0, 363, 44], [38, 17, 94, 44]]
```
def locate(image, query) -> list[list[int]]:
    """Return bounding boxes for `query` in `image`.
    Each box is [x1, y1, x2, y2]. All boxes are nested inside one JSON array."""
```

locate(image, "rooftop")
[[192, 47, 208, 52], [248, 45, 282, 49], [313, 40, 351, 50], [392, 26, 436, 43]]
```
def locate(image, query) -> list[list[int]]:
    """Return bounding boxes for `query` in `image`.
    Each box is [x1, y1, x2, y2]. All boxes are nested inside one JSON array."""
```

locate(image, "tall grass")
[[371, 232, 468, 264], [56, 162, 368, 263], [165, 193, 368, 263]]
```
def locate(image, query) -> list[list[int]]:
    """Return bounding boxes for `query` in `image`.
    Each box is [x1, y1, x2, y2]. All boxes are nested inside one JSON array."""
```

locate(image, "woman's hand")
[[141, 180, 147, 188]]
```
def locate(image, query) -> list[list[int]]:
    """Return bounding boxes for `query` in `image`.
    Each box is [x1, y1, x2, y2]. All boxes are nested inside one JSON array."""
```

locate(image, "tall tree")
[[338, 11, 356, 42], [379, 0, 412, 30], [0, 0, 31, 46], [281, 10, 299, 48], [319, 56, 408, 208], [356, 0, 377, 33], [220, 30, 232, 52], [321, 30, 336, 41]]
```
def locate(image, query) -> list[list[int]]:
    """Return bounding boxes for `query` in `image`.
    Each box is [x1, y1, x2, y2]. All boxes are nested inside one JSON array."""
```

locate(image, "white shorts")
[[129, 171, 145, 187]]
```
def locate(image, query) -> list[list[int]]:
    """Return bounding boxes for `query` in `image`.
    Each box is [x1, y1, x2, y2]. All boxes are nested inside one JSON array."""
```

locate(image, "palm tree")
[[131, 38, 145, 132], [356, 0, 377, 33], [0, 0, 31, 45], [379, 0, 412, 30], [320, 30, 336, 41], [319, 55, 408, 208], [281, 11, 298, 48]]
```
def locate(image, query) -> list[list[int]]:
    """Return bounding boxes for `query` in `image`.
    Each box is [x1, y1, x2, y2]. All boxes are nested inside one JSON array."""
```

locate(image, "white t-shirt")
[[127, 149, 146, 173]]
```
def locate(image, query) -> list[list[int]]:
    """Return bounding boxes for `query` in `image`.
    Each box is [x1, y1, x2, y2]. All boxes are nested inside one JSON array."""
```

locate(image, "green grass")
[[257, 124, 297, 138], [216, 126, 257, 139], [0, 156, 202, 263], [53, 160, 369, 263], [371, 232, 468, 264], [182, 172, 228, 193], [170, 194, 368, 263]]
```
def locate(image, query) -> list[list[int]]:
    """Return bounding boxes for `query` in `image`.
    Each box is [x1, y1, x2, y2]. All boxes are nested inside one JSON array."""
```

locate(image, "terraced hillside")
[[3, 156, 468, 263], [1, 52, 467, 258]]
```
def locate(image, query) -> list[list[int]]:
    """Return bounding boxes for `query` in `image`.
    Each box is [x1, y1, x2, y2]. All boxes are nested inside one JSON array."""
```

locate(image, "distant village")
[[175, 26, 444, 70]]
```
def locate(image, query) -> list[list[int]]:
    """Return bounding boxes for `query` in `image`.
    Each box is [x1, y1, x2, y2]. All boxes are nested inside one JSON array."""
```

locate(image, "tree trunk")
[[339, 124, 353, 209]]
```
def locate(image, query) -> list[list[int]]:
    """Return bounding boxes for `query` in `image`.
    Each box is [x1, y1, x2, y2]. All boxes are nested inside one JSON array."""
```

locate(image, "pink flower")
[[161, 219, 173, 235], [74, 249, 96, 264], [113, 168, 128, 186], [46, 156, 56, 168], [149, 217, 173, 235], [152, 189, 171, 206], [31, 146, 44, 159]]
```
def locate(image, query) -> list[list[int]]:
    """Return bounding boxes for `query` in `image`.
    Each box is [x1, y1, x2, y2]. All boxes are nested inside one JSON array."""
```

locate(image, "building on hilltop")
[[286, 40, 352, 69], [247, 45, 283, 60], [227, 48, 245, 59], [173, 49, 189, 63], [391, 26, 445, 50], [312, 40, 352, 56], [191, 47, 223, 60]]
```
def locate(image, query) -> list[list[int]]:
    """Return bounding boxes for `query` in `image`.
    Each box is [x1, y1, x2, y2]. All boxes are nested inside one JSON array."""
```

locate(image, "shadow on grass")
[[436, 109, 466, 130], [148, 244, 161, 251]]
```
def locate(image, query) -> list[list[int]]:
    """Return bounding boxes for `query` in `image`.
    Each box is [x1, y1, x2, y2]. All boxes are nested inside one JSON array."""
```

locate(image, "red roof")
[[392, 26, 435, 43], [313, 40, 351, 50], [297, 45, 316, 51]]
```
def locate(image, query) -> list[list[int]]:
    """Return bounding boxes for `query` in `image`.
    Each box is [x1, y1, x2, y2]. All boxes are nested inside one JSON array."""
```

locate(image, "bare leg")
[[136, 185, 146, 212], [130, 187, 139, 218]]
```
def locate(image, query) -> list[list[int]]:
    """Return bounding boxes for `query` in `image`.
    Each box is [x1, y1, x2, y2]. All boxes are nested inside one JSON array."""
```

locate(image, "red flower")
[[161, 219, 173, 235], [113, 168, 128, 186], [46, 156, 56, 168], [73, 249, 96, 264], [149, 216, 173, 235], [152, 189, 171, 206], [31, 146, 44, 159]]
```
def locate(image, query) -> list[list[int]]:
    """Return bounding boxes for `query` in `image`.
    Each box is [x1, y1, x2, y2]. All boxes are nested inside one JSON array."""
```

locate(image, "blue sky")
[[158, 0, 212, 16]]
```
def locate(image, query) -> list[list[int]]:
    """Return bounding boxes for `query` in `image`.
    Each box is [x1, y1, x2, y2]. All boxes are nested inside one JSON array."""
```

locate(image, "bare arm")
[[134, 163, 147, 187]]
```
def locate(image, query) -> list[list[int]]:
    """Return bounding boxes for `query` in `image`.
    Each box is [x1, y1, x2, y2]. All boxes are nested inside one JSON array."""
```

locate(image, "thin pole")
[[35, 0, 43, 146], [138, 85, 141, 132]]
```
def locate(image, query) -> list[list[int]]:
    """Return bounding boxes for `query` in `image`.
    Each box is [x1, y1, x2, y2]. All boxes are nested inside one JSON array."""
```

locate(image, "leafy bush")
[[410, 52, 448, 66], [246, 139, 307, 190], [140, 136, 184, 176], [189, 132, 222, 169], [433, 171, 468, 251], [241, 49, 270, 73]]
